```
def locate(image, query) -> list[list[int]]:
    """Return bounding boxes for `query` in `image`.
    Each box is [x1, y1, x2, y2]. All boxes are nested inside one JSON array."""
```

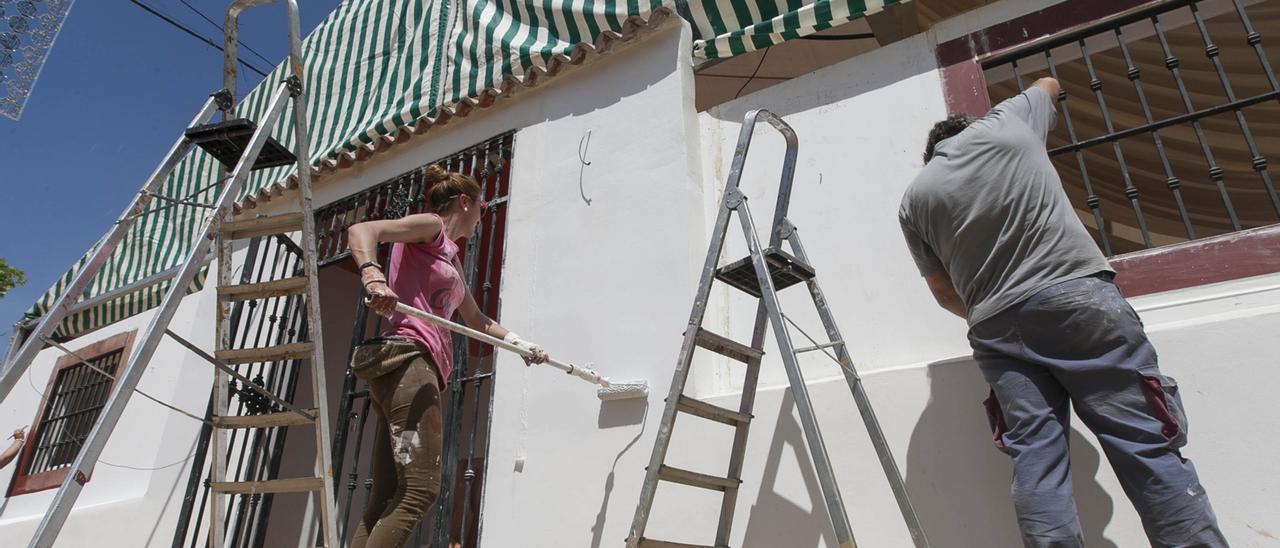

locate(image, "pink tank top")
[[383, 215, 466, 385]]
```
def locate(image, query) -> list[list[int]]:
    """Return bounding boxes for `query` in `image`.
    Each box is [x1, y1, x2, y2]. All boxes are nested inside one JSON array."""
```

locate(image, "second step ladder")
[[625, 110, 929, 548]]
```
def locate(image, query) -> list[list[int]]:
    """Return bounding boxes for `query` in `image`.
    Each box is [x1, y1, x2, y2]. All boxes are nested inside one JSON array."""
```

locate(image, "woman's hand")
[[504, 333, 549, 365], [366, 280, 400, 318], [524, 345, 549, 366]]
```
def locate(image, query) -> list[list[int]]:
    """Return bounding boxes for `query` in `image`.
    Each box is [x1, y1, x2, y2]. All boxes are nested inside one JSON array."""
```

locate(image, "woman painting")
[[345, 164, 548, 548]]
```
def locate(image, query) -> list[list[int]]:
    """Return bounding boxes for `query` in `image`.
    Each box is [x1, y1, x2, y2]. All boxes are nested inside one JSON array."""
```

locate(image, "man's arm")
[[1031, 77, 1060, 102], [992, 76, 1059, 141], [924, 271, 967, 319]]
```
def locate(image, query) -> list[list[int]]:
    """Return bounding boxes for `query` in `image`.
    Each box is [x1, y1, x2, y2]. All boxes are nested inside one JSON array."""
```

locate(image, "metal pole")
[[388, 302, 615, 388]]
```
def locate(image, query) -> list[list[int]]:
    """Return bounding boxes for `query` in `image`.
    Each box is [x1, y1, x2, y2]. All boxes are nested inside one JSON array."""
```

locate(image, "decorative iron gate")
[[321, 132, 515, 547], [171, 234, 309, 548]]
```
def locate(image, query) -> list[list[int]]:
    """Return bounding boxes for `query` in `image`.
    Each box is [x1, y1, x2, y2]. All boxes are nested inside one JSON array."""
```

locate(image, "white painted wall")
[[468, 22, 710, 548]]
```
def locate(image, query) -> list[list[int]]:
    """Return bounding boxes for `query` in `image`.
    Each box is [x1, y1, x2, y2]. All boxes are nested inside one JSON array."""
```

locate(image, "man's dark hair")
[[922, 114, 973, 163]]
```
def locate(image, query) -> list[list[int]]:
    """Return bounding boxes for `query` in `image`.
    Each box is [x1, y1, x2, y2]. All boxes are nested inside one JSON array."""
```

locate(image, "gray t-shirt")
[[899, 87, 1112, 326]]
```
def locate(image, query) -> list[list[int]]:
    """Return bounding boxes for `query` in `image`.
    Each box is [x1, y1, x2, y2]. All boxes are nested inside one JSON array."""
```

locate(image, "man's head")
[[922, 114, 972, 164]]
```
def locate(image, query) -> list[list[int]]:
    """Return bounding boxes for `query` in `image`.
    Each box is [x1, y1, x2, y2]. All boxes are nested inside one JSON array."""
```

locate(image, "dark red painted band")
[[1112, 224, 1280, 297]]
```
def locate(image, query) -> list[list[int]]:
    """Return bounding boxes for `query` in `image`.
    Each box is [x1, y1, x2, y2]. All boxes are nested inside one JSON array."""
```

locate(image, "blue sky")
[[0, 0, 342, 353]]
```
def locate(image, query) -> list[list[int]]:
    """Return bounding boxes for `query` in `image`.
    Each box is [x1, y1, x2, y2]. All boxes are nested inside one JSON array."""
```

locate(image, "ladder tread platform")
[[657, 465, 740, 492], [186, 118, 296, 171], [218, 276, 308, 301], [216, 341, 314, 364], [714, 247, 815, 298], [210, 477, 323, 494], [213, 408, 317, 429]]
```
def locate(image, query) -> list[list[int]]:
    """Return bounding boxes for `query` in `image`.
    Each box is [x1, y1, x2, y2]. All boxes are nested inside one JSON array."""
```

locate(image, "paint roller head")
[[597, 380, 649, 401]]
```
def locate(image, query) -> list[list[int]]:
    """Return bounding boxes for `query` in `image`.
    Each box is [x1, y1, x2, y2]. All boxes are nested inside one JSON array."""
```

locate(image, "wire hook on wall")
[[578, 129, 593, 205]]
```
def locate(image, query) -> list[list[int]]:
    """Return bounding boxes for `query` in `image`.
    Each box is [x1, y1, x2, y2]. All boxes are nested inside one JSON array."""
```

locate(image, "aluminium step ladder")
[[0, 2, 339, 546], [625, 110, 929, 548]]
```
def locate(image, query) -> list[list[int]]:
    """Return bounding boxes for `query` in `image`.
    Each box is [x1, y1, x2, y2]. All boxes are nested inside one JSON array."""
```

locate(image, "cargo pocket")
[[983, 390, 1011, 454], [1137, 364, 1188, 448], [352, 340, 420, 381]]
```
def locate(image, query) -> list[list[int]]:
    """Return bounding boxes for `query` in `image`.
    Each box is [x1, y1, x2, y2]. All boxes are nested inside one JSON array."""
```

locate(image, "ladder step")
[[694, 328, 763, 363], [210, 477, 323, 494], [221, 212, 304, 240], [218, 276, 308, 301], [657, 465, 740, 492], [216, 342, 314, 364], [676, 396, 750, 427], [714, 247, 815, 298], [637, 539, 726, 548], [213, 409, 317, 429]]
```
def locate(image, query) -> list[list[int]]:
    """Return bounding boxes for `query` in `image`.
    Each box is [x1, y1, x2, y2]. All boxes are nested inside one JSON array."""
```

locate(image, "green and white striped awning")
[[25, 0, 903, 340], [685, 0, 904, 58]]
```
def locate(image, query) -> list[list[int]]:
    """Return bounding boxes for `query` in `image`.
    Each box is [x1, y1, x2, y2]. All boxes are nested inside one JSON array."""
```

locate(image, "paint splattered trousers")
[[350, 337, 445, 548], [969, 273, 1228, 548]]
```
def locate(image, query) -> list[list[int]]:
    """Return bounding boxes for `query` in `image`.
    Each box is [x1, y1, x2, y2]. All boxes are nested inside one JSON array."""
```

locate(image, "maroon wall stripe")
[[1113, 225, 1280, 297]]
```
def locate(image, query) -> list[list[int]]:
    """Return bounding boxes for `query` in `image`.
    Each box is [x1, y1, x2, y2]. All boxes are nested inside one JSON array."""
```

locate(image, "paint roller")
[[381, 300, 649, 401]]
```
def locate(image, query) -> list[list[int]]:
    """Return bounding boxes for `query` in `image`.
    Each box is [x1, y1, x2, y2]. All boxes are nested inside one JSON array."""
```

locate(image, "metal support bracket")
[[777, 218, 797, 240], [725, 188, 746, 209], [213, 89, 235, 113], [284, 75, 303, 98]]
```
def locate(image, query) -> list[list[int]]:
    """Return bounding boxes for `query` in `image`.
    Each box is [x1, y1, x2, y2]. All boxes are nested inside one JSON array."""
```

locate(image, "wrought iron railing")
[[171, 234, 308, 548], [981, 0, 1280, 256]]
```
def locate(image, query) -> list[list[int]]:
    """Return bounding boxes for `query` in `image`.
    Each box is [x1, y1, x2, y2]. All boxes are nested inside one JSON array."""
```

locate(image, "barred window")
[[980, 0, 1280, 256], [9, 331, 134, 496]]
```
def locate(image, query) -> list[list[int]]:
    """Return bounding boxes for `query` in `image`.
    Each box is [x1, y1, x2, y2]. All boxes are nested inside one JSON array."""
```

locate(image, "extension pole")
[[384, 301, 645, 398]]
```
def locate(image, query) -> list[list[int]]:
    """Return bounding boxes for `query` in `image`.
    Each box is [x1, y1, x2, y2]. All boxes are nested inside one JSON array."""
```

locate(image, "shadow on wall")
[[590, 398, 649, 548], [905, 359, 1119, 548], [740, 390, 838, 548], [703, 34, 935, 124]]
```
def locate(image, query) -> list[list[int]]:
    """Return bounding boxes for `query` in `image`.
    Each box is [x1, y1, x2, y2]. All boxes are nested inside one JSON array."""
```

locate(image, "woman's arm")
[[0, 428, 26, 469], [457, 290, 548, 364], [346, 214, 444, 317]]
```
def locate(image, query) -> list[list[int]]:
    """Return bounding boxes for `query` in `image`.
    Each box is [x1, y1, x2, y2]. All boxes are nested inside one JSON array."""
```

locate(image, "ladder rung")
[[657, 465, 740, 492], [221, 212, 303, 240], [218, 276, 308, 301], [210, 477, 323, 494], [637, 539, 726, 548], [213, 408, 317, 429], [216, 342, 314, 364], [694, 328, 763, 363], [676, 396, 750, 427]]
